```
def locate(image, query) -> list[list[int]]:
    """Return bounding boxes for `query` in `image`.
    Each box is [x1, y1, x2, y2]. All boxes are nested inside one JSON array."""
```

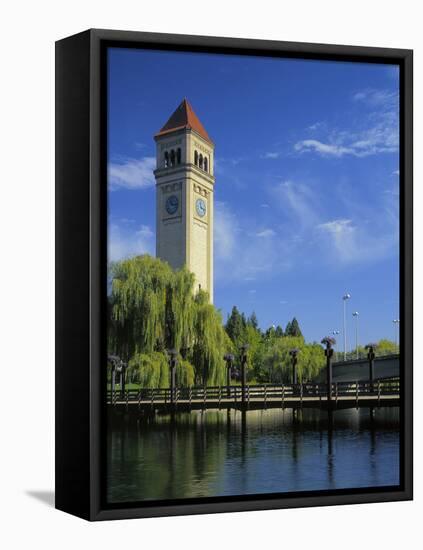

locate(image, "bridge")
[[330, 354, 399, 382], [107, 376, 400, 414]]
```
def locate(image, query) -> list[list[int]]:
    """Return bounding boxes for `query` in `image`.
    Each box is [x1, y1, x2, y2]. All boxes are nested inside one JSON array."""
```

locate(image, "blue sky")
[[107, 47, 400, 349]]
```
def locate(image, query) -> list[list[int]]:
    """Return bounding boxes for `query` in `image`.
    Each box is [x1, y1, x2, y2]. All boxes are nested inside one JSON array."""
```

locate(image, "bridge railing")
[[106, 376, 400, 405]]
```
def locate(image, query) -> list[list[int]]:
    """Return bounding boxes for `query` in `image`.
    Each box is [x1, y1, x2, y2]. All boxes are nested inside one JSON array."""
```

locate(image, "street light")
[[393, 319, 400, 351], [342, 293, 351, 361], [352, 312, 359, 359]]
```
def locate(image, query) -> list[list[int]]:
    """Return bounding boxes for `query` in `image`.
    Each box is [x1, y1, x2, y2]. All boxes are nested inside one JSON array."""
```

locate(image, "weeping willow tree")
[[165, 267, 196, 352], [108, 255, 228, 387], [261, 336, 325, 383], [127, 352, 170, 388], [109, 255, 171, 359], [191, 290, 231, 386]]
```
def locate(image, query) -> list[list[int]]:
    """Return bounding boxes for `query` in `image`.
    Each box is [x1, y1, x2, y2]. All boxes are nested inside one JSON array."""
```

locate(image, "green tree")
[[109, 255, 171, 359], [109, 255, 228, 387], [374, 339, 398, 356], [285, 321, 292, 336], [247, 311, 259, 331], [286, 317, 303, 338], [225, 306, 245, 344], [127, 351, 169, 388], [192, 290, 230, 386], [261, 336, 325, 383], [275, 325, 284, 338]]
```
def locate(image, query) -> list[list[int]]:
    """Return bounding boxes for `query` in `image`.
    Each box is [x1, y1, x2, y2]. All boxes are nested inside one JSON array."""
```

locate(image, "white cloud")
[[214, 201, 239, 261], [307, 122, 323, 131], [108, 223, 154, 262], [262, 152, 281, 159], [256, 229, 276, 238], [260, 203, 270, 208], [269, 178, 398, 267], [214, 201, 291, 283], [108, 157, 156, 190], [352, 89, 397, 108], [317, 218, 396, 264], [272, 180, 320, 228], [294, 88, 399, 158], [295, 140, 354, 157], [393, 169, 400, 176]]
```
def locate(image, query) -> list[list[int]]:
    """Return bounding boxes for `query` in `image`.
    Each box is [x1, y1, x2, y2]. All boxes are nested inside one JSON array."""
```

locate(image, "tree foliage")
[[127, 351, 169, 388], [261, 337, 325, 383], [285, 317, 303, 338], [109, 255, 229, 387], [192, 290, 231, 386], [373, 339, 398, 356]]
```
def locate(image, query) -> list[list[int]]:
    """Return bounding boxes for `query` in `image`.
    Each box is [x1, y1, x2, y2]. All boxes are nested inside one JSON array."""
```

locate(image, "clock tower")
[[154, 99, 215, 302]]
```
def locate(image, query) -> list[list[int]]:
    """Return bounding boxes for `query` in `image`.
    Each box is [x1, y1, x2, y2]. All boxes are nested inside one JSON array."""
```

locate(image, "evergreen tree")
[[248, 311, 259, 331], [275, 325, 284, 338], [285, 317, 303, 338], [225, 306, 245, 343], [265, 325, 276, 339]]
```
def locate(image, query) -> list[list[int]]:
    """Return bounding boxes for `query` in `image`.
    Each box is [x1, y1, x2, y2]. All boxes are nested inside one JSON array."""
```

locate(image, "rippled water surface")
[[107, 407, 400, 503]]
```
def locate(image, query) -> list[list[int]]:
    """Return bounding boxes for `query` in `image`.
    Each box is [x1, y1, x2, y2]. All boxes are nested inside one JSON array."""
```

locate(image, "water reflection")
[[107, 407, 399, 503]]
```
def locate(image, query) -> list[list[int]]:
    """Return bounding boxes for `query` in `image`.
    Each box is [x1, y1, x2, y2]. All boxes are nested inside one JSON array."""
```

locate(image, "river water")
[[107, 407, 400, 504]]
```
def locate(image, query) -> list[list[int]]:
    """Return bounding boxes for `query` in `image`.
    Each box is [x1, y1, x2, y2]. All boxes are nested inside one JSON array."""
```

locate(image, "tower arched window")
[[199, 154, 203, 170], [204, 157, 208, 172], [176, 148, 181, 164], [170, 149, 175, 167], [164, 151, 169, 168], [194, 150, 198, 165]]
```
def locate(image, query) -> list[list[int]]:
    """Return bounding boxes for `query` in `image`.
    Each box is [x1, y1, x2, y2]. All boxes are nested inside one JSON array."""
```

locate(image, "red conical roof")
[[155, 99, 213, 144]]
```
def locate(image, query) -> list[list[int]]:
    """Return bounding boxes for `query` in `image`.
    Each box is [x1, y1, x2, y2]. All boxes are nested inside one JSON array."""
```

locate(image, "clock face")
[[165, 195, 179, 215], [196, 198, 206, 217]]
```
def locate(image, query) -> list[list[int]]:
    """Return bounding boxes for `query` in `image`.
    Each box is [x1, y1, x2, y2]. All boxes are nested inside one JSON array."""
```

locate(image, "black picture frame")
[[55, 28, 413, 521]]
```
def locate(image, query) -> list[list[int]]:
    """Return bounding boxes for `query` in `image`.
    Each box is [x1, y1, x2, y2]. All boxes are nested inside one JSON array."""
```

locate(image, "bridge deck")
[[107, 377, 400, 413]]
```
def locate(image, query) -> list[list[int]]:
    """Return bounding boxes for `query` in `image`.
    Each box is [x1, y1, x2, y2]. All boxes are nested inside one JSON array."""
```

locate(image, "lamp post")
[[289, 348, 299, 386], [167, 349, 178, 404], [120, 361, 127, 397], [366, 344, 376, 391], [352, 311, 359, 359], [322, 337, 335, 403], [393, 319, 400, 352], [224, 353, 235, 397], [332, 331, 340, 361], [240, 344, 249, 406], [107, 355, 120, 400], [342, 293, 351, 361]]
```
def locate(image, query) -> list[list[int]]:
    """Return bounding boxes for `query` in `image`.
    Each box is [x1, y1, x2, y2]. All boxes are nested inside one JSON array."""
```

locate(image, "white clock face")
[[196, 198, 206, 217]]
